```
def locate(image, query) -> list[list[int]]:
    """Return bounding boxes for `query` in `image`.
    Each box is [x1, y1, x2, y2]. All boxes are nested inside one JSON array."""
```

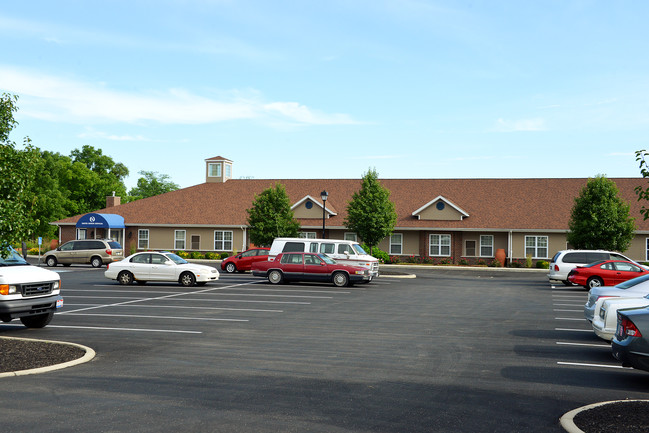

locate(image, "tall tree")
[[635, 150, 649, 220], [0, 93, 39, 253], [344, 169, 397, 254], [567, 175, 635, 251], [129, 170, 179, 199], [246, 183, 300, 247]]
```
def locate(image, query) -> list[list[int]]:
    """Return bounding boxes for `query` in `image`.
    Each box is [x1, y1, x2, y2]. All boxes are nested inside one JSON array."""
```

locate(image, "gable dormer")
[[412, 196, 469, 221], [291, 195, 337, 219], [205, 156, 233, 183]]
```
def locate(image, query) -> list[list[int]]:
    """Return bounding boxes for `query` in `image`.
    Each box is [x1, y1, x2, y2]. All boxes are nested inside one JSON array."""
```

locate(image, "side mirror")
[[56, 246, 62, 251], [237, 254, 242, 259]]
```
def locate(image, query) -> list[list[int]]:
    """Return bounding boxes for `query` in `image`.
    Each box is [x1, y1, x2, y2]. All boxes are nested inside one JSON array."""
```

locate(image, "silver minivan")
[[44, 239, 123, 268]]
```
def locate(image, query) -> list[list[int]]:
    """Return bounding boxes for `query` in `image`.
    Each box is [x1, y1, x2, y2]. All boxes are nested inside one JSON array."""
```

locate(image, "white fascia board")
[[411, 195, 470, 219], [291, 195, 338, 216]]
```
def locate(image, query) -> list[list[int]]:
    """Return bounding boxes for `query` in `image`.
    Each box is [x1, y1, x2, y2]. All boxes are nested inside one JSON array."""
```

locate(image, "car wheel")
[[180, 272, 196, 287], [91, 256, 103, 268], [268, 270, 283, 284], [118, 271, 134, 285], [225, 262, 237, 273], [332, 271, 349, 287], [45, 256, 57, 267], [20, 312, 54, 328], [587, 277, 604, 289]]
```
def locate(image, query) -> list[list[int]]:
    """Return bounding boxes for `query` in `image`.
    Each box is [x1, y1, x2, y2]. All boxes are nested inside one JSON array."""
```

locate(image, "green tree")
[[246, 183, 300, 247], [0, 93, 39, 253], [635, 150, 649, 220], [129, 170, 179, 200], [344, 169, 397, 254], [567, 175, 635, 251]]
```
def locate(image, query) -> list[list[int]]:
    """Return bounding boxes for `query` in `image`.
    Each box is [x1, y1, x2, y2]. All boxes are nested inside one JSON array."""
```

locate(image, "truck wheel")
[[20, 312, 54, 328], [46, 256, 57, 267], [91, 256, 103, 268], [118, 271, 134, 285], [180, 272, 196, 287], [268, 270, 284, 284], [332, 272, 349, 287]]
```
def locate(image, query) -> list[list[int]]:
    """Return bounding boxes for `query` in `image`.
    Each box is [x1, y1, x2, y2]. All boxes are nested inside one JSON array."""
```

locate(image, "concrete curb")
[[0, 336, 96, 378], [559, 400, 649, 432]]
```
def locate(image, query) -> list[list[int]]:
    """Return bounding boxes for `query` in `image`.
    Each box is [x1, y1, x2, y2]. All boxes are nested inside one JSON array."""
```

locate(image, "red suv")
[[221, 248, 270, 273]]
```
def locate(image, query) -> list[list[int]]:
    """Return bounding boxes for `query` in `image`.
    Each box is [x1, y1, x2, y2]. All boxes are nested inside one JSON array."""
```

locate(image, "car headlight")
[[53, 280, 60, 290], [0, 284, 18, 295]]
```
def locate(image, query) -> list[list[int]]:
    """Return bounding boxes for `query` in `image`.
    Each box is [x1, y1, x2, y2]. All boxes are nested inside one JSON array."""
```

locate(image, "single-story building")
[[51, 156, 649, 263]]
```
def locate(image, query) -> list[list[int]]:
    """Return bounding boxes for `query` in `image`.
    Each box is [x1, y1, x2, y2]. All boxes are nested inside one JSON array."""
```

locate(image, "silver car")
[[584, 274, 649, 322]]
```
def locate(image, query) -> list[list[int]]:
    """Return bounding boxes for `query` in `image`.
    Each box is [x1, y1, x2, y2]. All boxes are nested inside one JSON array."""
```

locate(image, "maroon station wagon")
[[221, 248, 270, 273], [251, 252, 371, 287]]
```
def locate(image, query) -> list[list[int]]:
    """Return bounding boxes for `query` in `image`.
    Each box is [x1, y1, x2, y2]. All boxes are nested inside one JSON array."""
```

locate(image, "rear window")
[[282, 242, 305, 253], [108, 241, 122, 249]]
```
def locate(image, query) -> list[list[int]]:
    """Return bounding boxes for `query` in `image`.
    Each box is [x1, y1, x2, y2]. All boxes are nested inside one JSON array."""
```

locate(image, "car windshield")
[[617, 273, 649, 289], [0, 247, 29, 266], [166, 253, 188, 264], [317, 253, 336, 264], [352, 244, 368, 255]]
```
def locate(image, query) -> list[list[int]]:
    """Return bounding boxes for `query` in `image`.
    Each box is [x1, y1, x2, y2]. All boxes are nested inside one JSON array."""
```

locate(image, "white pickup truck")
[[0, 248, 63, 328]]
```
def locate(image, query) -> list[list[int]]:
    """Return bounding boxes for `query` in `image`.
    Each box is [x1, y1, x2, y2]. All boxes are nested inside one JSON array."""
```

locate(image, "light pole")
[[320, 190, 328, 239]]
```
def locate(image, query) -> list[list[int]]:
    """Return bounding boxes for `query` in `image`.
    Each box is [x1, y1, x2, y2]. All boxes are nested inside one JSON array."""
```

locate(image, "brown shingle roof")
[[52, 178, 649, 232]]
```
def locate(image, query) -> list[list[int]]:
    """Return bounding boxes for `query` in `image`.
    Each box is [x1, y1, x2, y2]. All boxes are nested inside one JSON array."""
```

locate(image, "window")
[[299, 232, 317, 239], [281, 253, 303, 264], [131, 253, 150, 264], [191, 235, 200, 250], [175, 230, 186, 250], [225, 164, 232, 178], [465, 240, 476, 257], [429, 234, 451, 256], [208, 163, 221, 178], [344, 232, 357, 242], [390, 233, 403, 255], [646, 238, 649, 261], [480, 235, 493, 257], [151, 254, 167, 265], [284, 242, 306, 252], [138, 229, 149, 249], [338, 244, 354, 254], [77, 229, 87, 240], [320, 243, 335, 254], [525, 236, 548, 259], [214, 230, 233, 251]]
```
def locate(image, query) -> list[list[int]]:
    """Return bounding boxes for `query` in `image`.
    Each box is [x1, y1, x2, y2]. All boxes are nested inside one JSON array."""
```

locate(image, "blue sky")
[[1, 1, 647, 190]]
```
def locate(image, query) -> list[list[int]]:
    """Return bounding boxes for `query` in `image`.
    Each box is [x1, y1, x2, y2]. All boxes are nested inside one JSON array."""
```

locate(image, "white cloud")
[[492, 117, 546, 132], [0, 66, 358, 126]]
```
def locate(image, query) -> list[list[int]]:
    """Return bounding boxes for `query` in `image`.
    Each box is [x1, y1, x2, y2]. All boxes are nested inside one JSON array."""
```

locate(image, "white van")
[[269, 238, 379, 279]]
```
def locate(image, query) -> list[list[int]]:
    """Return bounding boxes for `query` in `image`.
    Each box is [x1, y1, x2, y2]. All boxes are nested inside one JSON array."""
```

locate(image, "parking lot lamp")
[[321, 190, 328, 238]]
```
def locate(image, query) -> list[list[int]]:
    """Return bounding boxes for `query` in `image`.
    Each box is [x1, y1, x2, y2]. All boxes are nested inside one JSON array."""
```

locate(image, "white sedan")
[[105, 251, 219, 287], [592, 295, 649, 341]]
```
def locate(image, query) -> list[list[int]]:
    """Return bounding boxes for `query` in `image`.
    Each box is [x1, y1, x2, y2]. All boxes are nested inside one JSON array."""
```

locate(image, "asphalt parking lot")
[[1, 265, 648, 432]]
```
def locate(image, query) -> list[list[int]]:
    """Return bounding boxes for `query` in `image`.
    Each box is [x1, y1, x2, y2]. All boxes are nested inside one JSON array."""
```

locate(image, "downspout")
[[241, 226, 247, 251], [508, 231, 513, 263]]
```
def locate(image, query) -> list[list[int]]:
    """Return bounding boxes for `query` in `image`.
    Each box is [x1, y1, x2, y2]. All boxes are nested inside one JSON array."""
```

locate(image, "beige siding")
[[416, 203, 463, 221], [137, 227, 246, 253], [293, 200, 326, 219]]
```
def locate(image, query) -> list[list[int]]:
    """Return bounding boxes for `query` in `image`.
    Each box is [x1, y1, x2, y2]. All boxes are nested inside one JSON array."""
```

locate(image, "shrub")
[[476, 259, 487, 266], [190, 251, 204, 259], [488, 259, 501, 267], [420, 255, 435, 264], [438, 257, 453, 265], [509, 260, 523, 268], [525, 254, 533, 268], [536, 260, 549, 269], [458, 257, 469, 266], [219, 252, 230, 259], [176, 251, 189, 258], [387, 255, 401, 264], [28, 248, 39, 255], [205, 252, 218, 260]]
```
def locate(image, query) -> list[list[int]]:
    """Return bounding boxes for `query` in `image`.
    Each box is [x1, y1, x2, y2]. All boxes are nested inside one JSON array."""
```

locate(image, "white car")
[[592, 295, 649, 341], [105, 251, 219, 287], [584, 274, 649, 322]]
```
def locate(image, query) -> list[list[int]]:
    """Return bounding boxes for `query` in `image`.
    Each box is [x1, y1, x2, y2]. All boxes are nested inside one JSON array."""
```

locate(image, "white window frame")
[[344, 232, 357, 242], [480, 235, 494, 257], [646, 238, 649, 261], [390, 233, 403, 255], [214, 230, 233, 251], [175, 230, 186, 250], [429, 234, 451, 257], [76, 229, 87, 240], [138, 229, 149, 249], [225, 163, 232, 178], [208, 163, 222, 178], [525, 235, 548, 259], [299, 232, 317, 239]]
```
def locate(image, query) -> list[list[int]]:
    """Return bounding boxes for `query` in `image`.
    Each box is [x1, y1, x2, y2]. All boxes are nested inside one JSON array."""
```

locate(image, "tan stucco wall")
[[293, 200, 327, 219], [417, 202, 463, 221]]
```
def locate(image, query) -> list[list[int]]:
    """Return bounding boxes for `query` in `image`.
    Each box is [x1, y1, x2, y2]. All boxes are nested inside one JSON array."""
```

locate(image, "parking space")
[[549, 283, 633, 371]]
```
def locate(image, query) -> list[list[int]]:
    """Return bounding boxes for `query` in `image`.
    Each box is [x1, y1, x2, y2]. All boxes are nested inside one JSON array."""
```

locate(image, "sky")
[[1, 0, 648, 191]]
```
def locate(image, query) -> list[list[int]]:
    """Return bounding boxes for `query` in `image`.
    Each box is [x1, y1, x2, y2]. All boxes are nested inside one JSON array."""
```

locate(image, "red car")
[[221, 248, 270, 273], [251, 252, 371, 287], [567, 260, 648, 289]]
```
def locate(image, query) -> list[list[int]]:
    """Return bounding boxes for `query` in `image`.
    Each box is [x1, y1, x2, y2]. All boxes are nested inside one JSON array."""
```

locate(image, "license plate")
[[56, 299, 64, 308]]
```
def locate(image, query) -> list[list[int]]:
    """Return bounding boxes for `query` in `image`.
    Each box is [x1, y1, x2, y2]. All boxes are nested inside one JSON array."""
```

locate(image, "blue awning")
[[76, 213, 125, 229]]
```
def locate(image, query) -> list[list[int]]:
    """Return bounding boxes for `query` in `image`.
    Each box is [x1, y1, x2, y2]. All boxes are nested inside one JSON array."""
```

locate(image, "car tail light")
[[554, 264, 559, 271], [106, 249, 112, 255], [618, 316, 642, 338], [106, 263, 110, 270]]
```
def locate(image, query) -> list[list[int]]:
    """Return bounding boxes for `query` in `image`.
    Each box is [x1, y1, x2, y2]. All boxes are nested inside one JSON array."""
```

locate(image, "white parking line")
[[555, 317, 587, 321], [553, 303, 585, 307], [554, 309, 583, 312], [106, 305, 283, 313], [557, 361, 631, 369], [556, 342, 610, 348], [7, 324, 202, 334], [555, 328, 593, 332], [64, 313, 249, 322]]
